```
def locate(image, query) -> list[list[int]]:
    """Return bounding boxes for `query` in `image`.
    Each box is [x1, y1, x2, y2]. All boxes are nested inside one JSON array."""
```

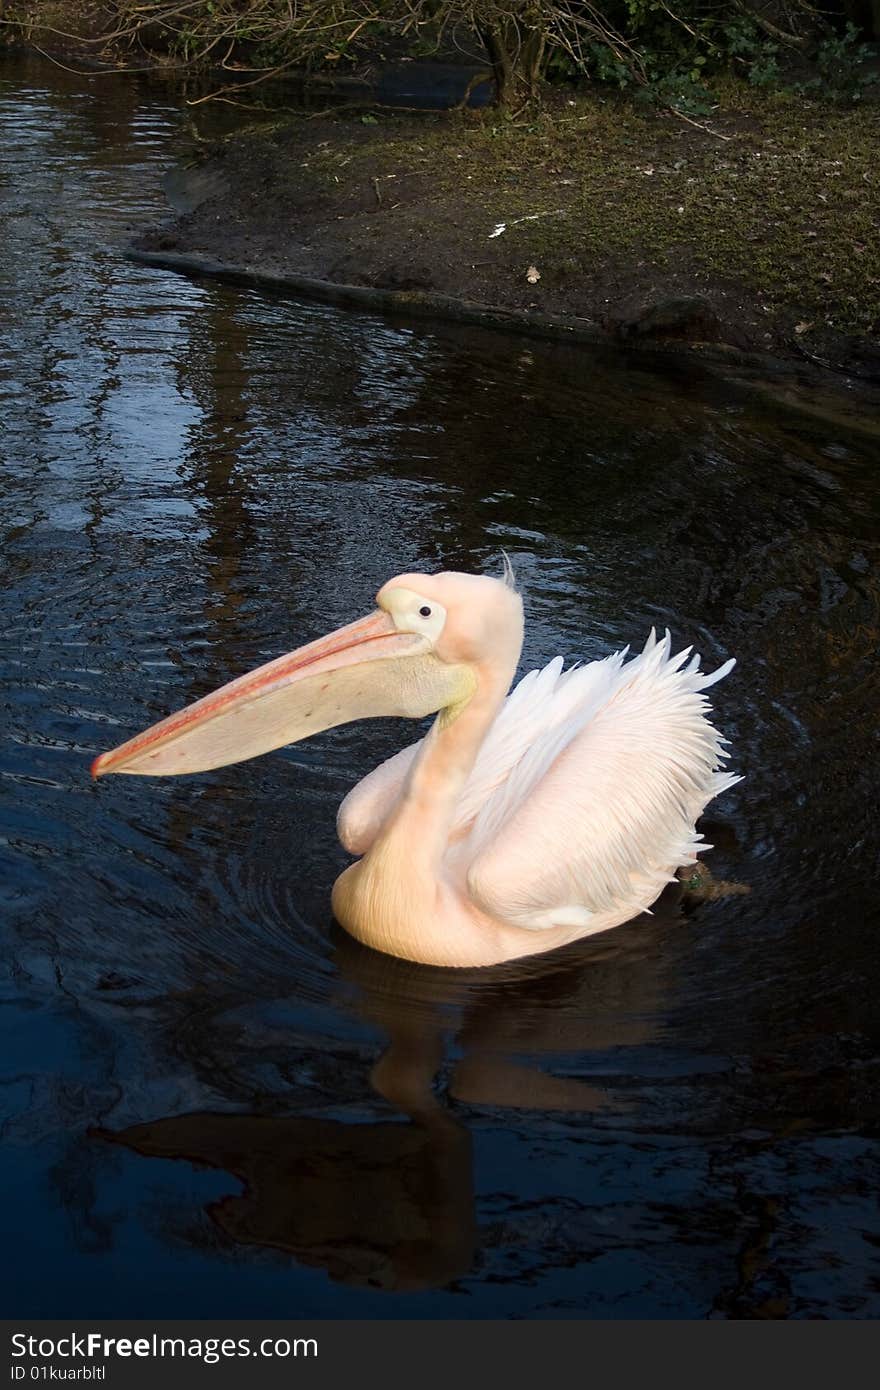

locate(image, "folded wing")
[[462, 632, 739, 933]]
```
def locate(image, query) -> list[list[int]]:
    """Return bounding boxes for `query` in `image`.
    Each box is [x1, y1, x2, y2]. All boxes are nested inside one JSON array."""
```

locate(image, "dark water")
[[2, 53, 879, 1320]]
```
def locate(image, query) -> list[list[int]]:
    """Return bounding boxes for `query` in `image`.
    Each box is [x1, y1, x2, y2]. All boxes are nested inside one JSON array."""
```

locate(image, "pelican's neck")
[[374, 659, 512, 868]]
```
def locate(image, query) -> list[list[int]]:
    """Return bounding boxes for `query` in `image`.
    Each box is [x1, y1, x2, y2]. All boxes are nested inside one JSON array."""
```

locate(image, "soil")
[[132, 86, 880, 384]]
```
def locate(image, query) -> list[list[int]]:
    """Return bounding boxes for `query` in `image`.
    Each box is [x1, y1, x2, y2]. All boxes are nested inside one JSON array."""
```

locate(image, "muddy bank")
[[134, 88, 880, 387]]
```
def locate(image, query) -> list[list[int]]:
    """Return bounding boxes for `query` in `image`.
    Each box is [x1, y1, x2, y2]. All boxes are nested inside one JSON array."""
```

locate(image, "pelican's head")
[[377, 568, 523, 669], [91, 568, 523, 779]]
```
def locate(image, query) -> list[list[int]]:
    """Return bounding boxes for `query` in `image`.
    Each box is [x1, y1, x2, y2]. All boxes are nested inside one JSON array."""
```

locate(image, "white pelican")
[[92, 567, 738, 967]]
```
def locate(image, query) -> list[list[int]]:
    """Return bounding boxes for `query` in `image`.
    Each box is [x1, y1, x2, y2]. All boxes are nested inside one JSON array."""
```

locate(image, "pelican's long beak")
[[91, 610, 467, 779]]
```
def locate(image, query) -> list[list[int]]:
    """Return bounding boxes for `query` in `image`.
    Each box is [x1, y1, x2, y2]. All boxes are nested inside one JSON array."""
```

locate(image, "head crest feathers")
[[499, 551, 517, 592]]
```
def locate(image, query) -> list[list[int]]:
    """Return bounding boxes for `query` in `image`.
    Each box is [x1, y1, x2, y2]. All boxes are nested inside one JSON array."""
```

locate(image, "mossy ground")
[[463, 86, 879, 330], [142, 83, 879, 374]]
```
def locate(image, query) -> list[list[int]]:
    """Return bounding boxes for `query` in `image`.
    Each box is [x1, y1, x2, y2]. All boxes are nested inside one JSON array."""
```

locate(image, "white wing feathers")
[[464, 630, 738, 932], [338, 630, 739, 935]]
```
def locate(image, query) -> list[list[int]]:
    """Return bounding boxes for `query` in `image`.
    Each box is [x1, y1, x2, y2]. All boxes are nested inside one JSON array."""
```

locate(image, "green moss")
[[176, 81, 878, 359], [305, 89, 878, 333]]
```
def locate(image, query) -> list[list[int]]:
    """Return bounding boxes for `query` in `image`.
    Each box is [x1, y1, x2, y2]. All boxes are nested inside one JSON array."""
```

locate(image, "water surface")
[[2, 53, 879, 1319]]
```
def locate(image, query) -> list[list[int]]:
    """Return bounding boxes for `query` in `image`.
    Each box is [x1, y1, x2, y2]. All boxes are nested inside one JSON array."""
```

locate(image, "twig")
[[668, 108, 733, 141], [792, 339, 874, 381], [25, 41, 162, 77]]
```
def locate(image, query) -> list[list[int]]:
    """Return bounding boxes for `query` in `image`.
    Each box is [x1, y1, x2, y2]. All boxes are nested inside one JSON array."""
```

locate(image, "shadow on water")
[[96, 880, 878, 1314], [98, 907, 669, 1294], [2, 52, 880, 1318]]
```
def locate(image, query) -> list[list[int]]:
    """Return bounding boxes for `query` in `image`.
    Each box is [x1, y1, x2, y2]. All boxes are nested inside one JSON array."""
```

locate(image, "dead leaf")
[[794, 321, 813, 335], [526, 265, 541, 284]]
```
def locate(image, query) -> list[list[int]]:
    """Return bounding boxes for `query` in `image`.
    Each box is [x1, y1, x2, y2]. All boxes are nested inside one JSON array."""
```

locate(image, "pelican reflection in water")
[[101, 903, 685, 1293]]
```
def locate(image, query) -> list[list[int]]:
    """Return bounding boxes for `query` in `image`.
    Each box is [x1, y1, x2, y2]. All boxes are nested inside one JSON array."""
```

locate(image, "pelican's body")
[[93, 569, 738, 968]]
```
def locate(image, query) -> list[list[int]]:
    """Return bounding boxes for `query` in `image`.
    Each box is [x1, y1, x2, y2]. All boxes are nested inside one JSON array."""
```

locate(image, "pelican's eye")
[[380, 586, 446, 641]]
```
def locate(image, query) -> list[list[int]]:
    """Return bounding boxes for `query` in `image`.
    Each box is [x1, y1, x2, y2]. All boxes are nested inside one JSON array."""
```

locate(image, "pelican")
[[92, 567, 739, 968]]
